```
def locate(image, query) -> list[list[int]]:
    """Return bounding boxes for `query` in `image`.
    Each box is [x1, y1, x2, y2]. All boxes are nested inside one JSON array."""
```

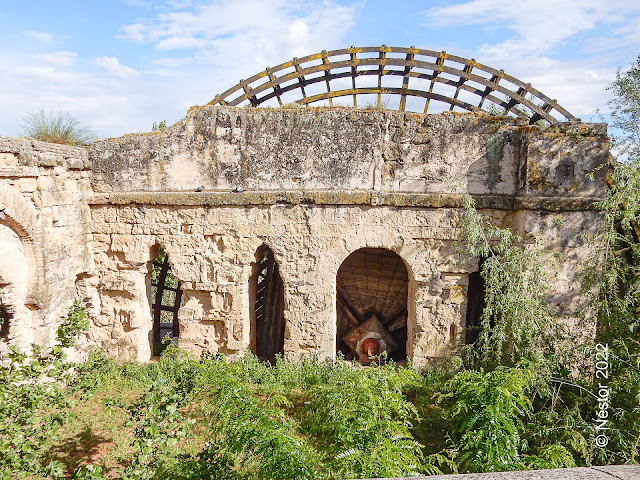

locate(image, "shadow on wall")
[[0, 306, 11, 341], [465, 258, 488, 346]]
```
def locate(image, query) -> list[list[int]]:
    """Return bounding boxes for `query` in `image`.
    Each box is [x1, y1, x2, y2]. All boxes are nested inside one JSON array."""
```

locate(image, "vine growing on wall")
[[455, 194, 560, 367]]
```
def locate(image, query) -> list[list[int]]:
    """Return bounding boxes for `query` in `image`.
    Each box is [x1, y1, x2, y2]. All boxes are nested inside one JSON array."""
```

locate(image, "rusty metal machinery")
[[208, 45, 577, 125]]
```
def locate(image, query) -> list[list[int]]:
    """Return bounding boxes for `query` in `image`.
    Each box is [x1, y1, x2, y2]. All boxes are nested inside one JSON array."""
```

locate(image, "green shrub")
[[0, 303, 87, 478], [440, 365, 537, 472], [302, 363, 428, 478], [152, 120, 167, 132], [121, 378, 195, 480]]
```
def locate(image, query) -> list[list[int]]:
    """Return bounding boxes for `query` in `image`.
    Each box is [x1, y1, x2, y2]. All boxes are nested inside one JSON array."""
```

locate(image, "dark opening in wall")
[[336, 248, 409, 364], [465, 259, 487, 345], [0, 306, 10, 340], [250, 245, 285, 363], [151, 247, 183, 355]]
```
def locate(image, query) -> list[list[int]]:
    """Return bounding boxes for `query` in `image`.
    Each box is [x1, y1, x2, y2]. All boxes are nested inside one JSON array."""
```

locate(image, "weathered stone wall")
[[91, 107, 607, 200], [0, 136, 93, 356], [84, 199, 603, 367], [0, 107, 611, 367]]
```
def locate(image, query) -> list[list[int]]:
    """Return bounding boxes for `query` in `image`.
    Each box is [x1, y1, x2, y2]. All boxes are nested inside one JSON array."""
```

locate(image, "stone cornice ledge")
[[89, 191, 603, 212]]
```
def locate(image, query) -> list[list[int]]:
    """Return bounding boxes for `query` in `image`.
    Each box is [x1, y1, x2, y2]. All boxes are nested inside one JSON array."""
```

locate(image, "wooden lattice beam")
[[207, 46, 577, 125]]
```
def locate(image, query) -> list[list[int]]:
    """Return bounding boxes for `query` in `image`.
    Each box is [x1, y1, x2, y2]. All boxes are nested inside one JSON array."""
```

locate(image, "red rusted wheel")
[[361, 337, 380, 357]]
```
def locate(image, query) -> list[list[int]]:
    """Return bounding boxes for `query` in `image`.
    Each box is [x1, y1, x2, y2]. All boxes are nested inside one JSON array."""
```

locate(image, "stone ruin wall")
[[0, 107, 610, 368], [0, 137, 93, 355]]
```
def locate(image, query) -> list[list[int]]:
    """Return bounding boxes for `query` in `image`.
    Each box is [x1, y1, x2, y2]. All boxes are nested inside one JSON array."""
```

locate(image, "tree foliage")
[[456, 194, 559, 366], [583, 54, 640, 464], [608, 55, 640, 160]]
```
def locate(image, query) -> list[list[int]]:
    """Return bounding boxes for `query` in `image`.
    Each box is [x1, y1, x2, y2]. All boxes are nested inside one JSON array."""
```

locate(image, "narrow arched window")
[[465, 257, 488, 345], [0, 306, 10, 341], [250, 245, 285, 363], [150, 247, 183, 355]]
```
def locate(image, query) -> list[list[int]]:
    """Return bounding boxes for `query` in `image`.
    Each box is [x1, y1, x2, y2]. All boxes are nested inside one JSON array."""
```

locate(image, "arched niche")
[[0, 180, 42, 308], [249, 244, 285, 363], [148, 245, 183, 356], [336, 247, 409, 364], [0, 223, 32, 348]]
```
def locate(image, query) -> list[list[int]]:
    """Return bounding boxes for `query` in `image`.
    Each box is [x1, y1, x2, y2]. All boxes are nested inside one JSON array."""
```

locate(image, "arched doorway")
[[336, 248, 409, 364], [250, 245, 285, 363]]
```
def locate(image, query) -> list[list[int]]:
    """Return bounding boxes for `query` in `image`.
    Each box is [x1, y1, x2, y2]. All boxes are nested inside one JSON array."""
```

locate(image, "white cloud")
[[119, 23, 148, 44], [0, 50, 146, 138], [156, 35, 206, 50], [153, 57, 194, 67], [24, 30, 53, 43], [146, 68, 187, 77], [422, 0, 640, 118], [424, 0, 640, 58], [584, 16, 640, 57], [36, 51, 78, 67], [114, 0, 357, 107], [118, 0, 357, 61], [0, 1, 358, 141], [94, 56, 140, 78], [490, 56, 616, 119], [122, 0, 153, 6]]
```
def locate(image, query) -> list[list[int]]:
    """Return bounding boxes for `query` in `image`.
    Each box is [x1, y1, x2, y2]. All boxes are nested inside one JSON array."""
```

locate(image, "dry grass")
[[20, 109, 96, 146]]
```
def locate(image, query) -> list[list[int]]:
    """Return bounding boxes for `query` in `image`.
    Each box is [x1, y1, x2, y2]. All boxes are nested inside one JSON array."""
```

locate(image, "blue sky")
[[1, 0, 639, 139]]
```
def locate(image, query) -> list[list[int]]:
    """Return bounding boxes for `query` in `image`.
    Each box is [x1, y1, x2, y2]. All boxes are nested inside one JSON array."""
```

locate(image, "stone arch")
[[249, 244, 285, 363], [320, 229, 442, 368], [0, 223, 33, 350], [336, 247, 410, 364], [0, 180, 43, 307]]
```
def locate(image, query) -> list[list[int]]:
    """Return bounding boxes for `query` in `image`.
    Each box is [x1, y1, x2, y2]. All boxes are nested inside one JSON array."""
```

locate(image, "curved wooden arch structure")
[[208, 45, 577, 125]]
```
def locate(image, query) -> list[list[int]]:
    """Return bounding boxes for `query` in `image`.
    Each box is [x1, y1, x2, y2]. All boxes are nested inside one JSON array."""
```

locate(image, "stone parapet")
[[357, 465, 640, 480], [89, 107, 610, 200]]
